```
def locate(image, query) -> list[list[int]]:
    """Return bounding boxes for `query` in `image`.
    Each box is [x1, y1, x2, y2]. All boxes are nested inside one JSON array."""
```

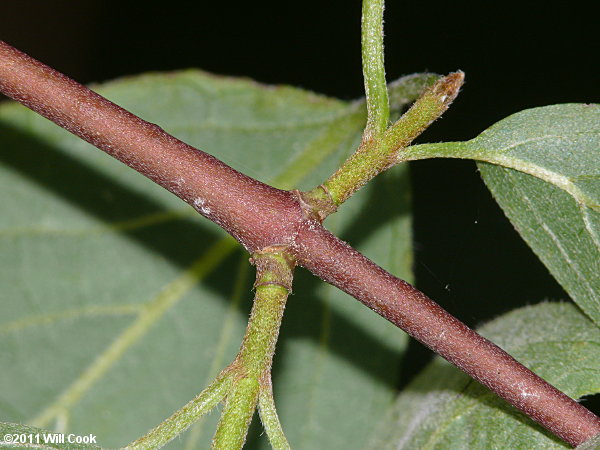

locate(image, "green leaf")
[[0, 422, 101, 449], [0, 71, 427, 448], [405, 104, 600, 326], [367, 302, 600, 449]]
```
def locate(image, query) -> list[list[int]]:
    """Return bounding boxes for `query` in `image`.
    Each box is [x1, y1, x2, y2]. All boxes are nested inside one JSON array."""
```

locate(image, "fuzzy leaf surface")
[[406, 104, 600, 326], [0, 71, 430, 448], [368, 302, 600, 449]]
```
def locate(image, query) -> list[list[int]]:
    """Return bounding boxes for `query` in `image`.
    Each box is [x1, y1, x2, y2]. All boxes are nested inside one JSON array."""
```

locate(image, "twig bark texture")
[[1, 40, 599, 447]]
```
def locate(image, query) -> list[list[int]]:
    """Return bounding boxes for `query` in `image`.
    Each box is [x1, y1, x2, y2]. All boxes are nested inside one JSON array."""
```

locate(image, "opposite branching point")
[[1, 0, 599, 446], [304, 71, 464, 219], [125, 248, 294, 450], [212, 248, 293, 449]]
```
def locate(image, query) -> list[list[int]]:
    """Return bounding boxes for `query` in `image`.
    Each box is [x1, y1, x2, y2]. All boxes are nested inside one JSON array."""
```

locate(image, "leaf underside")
[[368, 302, 600, 449], [407, 104, 600, 327], [0, 71, 434, 448]]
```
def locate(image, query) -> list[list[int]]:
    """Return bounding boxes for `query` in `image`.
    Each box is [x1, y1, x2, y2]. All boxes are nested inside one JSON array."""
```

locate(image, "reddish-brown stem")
[[291, 223, 600, 446], [0, 40, 302, 253], [1, 40, 599, 447]]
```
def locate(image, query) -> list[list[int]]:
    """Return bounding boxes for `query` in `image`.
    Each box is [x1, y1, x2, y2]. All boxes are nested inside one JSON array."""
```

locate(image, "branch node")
[[250, 247, 296, 293], [293, 188, 338, 223]]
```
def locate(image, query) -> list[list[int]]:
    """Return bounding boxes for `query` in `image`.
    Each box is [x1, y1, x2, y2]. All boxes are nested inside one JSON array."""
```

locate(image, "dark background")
[[1, 1, 598, 400]]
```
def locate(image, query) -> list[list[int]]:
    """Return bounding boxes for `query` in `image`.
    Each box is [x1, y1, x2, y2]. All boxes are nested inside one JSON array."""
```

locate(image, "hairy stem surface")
[[1, 41, 599, 447], [212, 249, 293, 449], [361, 0, 389, 141], [318, 72, 463, 207], [125, 370, 234, 449]]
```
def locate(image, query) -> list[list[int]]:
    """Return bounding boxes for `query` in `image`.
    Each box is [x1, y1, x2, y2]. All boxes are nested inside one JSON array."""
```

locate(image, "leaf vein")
[[506, 170, 598, 301], [0, 304, 143, 336], [29, 238, 237, 429]]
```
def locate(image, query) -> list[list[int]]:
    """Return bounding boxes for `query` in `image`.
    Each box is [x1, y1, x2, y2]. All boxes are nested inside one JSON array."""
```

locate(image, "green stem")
[[302, 0, 463, 214], [211, 377, 260, 449], [125, 250, 293, 450], [211, 249, 294, 449], [382, 72, 464, 160], [237, 251, 293, 379], [319, 72, 464, 206], [361, 0, 389, 141], [124, 369, 234, 450], [258, 378, 291, 450]]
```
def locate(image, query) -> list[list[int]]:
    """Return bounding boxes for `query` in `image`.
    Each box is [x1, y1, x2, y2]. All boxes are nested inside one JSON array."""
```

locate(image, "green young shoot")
[[301, 0, 463, 216], [124, 370, 234, 449], [211, 377, 260, 449], [361, 0, 389, 141], [384, 71, 464, 161], [311, 72, 464, 210], [258, 381, 291, 450], [211, 249, 294, 449], [126, 249, 294, 450]]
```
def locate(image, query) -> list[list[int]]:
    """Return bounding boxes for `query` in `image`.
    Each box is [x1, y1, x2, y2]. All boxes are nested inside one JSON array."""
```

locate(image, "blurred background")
[[1, 0, 597, 399]]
